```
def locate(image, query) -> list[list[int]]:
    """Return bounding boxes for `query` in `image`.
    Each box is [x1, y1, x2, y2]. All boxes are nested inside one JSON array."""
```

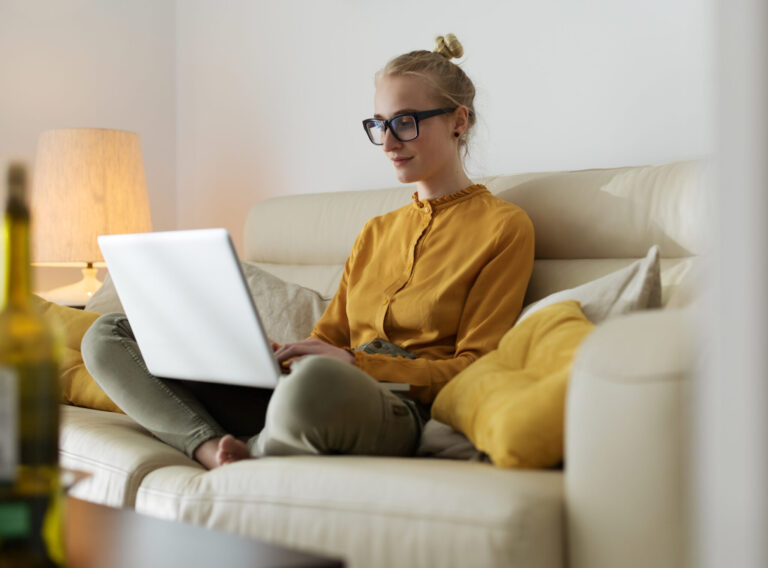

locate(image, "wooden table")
[[65, 497, 343, 568]]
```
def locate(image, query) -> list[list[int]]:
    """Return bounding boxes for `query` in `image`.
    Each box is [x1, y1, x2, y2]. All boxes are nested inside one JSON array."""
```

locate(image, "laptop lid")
[[98, 229, 282, 388]]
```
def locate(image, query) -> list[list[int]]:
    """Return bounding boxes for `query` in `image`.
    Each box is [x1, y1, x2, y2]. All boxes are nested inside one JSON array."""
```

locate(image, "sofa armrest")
[[565, 308, 694, 568]]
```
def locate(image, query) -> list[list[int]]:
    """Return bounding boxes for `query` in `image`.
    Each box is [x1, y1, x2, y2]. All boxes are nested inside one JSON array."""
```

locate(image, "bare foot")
[[216, 434, 250, 466], [194, 437, 223, 470]]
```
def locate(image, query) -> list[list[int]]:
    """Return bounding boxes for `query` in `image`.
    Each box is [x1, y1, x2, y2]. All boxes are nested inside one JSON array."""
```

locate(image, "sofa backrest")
[[244, 160, 709, 308]]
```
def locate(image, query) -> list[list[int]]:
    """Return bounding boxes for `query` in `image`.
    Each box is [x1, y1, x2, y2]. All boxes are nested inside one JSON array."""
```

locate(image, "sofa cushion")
[[432, 301, 595, 468], [243, 162, 705, 310], [60, 406, 197, 507], [488, 161, 708, 259], [243, 162, 707, 267], [135, 457, 564, 568], [421, 249, 664, 464], [33, 297, 121, 413]]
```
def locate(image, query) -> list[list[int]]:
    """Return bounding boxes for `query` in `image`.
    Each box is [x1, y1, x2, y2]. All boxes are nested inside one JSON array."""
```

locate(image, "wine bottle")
[[0, 163, 64, 566]]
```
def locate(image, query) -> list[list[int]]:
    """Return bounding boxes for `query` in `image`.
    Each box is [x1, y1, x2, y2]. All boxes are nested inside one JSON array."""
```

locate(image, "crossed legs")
[[82, 313, 423, 469]]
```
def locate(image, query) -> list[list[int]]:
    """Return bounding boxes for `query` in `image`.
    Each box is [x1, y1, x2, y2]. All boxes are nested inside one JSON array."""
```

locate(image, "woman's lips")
[[392, 157, 413, 167]]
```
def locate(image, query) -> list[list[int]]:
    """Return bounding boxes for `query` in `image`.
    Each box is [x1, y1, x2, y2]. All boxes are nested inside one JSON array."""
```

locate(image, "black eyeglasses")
[[362, 107, 457, 145]]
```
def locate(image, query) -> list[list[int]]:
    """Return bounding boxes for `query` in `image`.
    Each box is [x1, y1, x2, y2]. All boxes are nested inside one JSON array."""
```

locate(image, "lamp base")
[[37, 266, 103, 307]]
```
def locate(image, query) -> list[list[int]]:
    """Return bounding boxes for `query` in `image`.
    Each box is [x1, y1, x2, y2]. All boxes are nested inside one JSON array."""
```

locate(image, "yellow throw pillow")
[[432, 300, 594, 468], [32, 296, 122, 413]]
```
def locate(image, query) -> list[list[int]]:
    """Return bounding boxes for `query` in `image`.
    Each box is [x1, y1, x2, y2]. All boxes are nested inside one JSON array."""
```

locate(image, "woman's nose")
[[381, 127, 401, 151]]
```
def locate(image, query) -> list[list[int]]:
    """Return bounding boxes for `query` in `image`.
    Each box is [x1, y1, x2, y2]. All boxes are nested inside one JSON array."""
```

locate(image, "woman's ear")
[[452, 106, 470, 137]]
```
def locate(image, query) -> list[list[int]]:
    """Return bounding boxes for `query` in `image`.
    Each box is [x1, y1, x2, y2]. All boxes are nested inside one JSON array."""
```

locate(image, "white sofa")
[[60, 160, 705, 568]]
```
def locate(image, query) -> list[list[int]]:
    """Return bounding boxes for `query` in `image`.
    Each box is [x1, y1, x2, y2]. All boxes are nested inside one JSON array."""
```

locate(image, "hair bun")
[[433, 34, 463, 60]]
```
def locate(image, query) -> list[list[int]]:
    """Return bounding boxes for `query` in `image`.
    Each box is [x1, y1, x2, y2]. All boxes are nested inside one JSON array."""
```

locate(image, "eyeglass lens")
[[367, 115, 418, 144]]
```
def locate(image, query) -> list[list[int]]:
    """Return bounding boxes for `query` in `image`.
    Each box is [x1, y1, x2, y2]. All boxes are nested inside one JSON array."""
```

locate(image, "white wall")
[[176, 0, 715, 252], [0, 0, 176, 290], [0, 0, 714, 284]]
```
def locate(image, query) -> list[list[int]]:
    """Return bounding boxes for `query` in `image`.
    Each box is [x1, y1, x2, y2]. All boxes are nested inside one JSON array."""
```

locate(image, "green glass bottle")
[[0, 163, 64, 567]]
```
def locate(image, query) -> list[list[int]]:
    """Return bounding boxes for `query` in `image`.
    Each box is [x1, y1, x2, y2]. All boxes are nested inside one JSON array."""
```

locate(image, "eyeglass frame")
[[362, 107, 458, 145]]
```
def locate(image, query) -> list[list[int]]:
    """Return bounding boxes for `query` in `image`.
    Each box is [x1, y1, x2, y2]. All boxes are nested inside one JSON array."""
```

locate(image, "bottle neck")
[[3, 195, 32, 310]]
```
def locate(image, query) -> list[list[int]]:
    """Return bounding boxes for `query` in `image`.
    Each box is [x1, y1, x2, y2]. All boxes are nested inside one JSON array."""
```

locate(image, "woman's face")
[[373, 74, 459, 185]]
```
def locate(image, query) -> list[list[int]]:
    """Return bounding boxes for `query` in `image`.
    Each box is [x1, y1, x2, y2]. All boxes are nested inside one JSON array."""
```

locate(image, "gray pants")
[[81, 313, 424, 460]]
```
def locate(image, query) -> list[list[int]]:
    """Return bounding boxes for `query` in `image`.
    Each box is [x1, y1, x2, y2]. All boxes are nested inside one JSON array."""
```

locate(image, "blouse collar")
[[410, 184, 488, 210]]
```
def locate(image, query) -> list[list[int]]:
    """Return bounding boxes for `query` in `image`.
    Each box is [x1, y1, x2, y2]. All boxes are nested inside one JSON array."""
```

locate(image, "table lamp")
[[32, 128, 152, 306]]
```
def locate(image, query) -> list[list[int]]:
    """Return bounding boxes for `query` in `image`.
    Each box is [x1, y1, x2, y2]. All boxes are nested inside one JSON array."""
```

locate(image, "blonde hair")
[[376, 34, 477, 157]]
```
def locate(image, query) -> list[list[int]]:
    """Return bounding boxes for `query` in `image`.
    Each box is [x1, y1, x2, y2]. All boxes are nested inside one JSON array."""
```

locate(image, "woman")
[[82, 34, 535, 469]]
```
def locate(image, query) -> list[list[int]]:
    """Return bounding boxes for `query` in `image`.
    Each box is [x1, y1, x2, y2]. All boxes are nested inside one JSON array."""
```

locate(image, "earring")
[[454, 132, 460, 138]]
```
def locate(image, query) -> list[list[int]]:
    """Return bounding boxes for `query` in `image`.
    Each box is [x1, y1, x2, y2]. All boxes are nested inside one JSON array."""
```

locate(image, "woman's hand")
[[272, 338, 354, 368]]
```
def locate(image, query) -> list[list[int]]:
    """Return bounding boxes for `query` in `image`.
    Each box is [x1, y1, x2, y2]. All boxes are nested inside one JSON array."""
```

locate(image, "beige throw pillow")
[[83, 274, 122, 315], [240, 263, 329, 344], [85, 262, 329, 344], [517, 245, 661, 324]]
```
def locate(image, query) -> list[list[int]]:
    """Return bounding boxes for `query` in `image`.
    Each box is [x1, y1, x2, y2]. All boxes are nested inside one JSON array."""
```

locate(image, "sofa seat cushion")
[[60, 406, 198, 507], [135, 457, 564, 568]]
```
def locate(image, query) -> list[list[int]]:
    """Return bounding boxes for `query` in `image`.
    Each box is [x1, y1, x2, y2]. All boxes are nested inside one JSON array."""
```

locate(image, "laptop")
[[98, 229, 410, 392], [99, 229, 283, 388]]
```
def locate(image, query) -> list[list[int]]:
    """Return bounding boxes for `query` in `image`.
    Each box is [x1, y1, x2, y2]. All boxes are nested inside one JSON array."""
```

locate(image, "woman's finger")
[[274, 341, 303, 357], [275, 341, 321, 362], [274, 338, 352, 365]]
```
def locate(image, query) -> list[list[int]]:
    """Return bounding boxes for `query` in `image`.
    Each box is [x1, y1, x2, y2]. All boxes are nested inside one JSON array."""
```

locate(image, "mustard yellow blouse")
[[311, 184, 535, 404]]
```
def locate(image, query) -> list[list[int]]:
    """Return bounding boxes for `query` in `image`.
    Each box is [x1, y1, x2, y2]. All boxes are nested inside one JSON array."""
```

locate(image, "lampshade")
[[32, 128, 152, 264], [31, 128, 153, 305]]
